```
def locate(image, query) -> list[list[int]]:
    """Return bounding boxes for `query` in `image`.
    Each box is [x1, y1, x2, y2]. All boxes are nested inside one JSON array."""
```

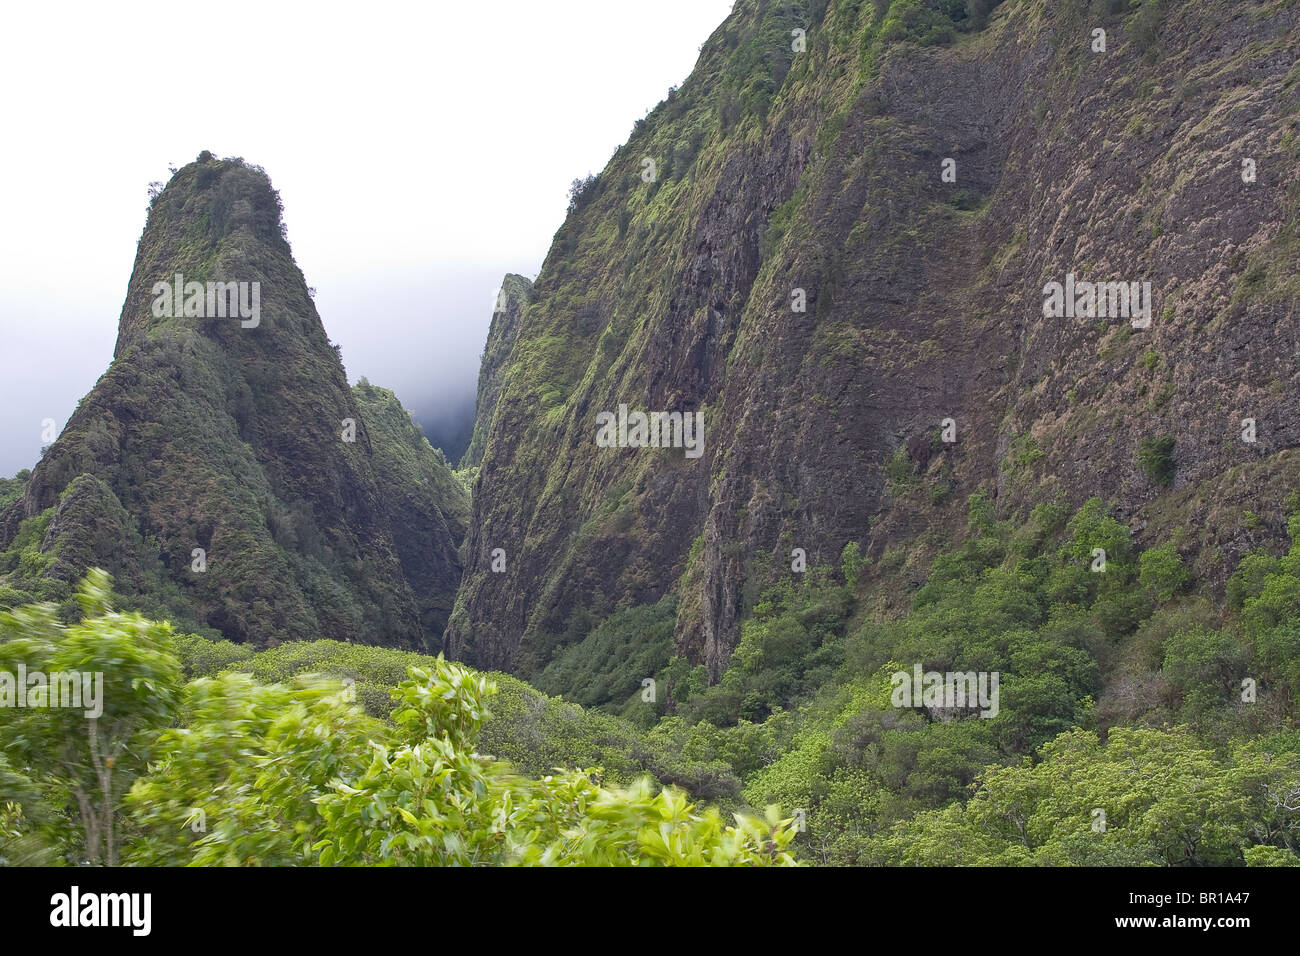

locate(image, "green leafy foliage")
[[1139, 542, 1189, 602], [533, 596, 676, 720], [126, 650, 797, 866], [867, 728, 1300, 866], [646, 498, 1300, 865], [879, 0, 959, 46], [10, 482, 1300, 869], [674, 568, 850, 727], [0, 472, 28, 513], [0, 571, 798, 867], [1136, 435, 1176, 486], [161, 632, 736, 801], [0, 570, 182, 864]]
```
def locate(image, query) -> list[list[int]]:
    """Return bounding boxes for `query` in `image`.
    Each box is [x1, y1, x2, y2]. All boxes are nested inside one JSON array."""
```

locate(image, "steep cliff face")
[[448, 0, 1300, 678], [460, 274, 533, 470], [0, 154, 466, 648], [352, 380, 470, 635]]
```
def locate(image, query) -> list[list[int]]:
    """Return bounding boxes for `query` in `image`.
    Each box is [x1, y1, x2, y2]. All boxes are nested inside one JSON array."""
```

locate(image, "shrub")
[[128, 657, 799, 866], [1130, 0, 1166, 51], [879, 0, 958, 46], [1136, 435, 1176, 486], [532, 597, 676, 714], [566, 174, 597, 215], [841, 541, 865, 590], [1227, 550, 1280, 610], [965, 0, 1003, 29], [1162, 628, 1248, 717], [1139, 542, 1189, 602], [886, 447, 915, 488]]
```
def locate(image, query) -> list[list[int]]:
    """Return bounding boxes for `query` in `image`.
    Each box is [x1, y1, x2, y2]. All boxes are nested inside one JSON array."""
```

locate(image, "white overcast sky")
[[0, 0, 736, 475]]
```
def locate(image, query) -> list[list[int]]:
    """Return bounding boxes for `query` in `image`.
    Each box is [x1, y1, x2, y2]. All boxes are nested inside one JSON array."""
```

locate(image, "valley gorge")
[[3, 0, 1300, 873]]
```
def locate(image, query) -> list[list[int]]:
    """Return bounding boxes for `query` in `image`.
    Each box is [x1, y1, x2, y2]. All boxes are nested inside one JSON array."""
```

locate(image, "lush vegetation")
[[0, 472, 27, 513], [4, 0, 1298, 871], [0, 573, 797, 866], [0, 154, 468, 653], [624, 494, 1300, 865], [533, 595, 676, 726], [8, 488, 1296, 866]]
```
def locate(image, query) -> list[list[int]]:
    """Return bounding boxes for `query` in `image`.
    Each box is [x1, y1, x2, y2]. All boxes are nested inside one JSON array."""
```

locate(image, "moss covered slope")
[[461, 273, 533, 470], [0, 154, 466, 649], [449, 0, 1300, 679]]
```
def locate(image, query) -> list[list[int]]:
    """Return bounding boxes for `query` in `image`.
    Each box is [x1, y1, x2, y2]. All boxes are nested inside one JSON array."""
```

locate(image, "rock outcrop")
[[0, 153, 468, 649], [460, 274, 533, 470], [448, 0, 1300, 677]]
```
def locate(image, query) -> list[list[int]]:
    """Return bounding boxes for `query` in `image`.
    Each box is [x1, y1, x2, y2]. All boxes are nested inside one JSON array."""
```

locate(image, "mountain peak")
[[114, 153, 298, 357], [0, 158, 467, 649]]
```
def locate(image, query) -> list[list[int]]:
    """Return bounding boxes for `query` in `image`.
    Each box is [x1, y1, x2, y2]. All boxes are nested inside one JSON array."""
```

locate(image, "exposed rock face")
[[460, 274, 533, 470], [0, 154, 467, 649], [448, 0, 1300, 678]]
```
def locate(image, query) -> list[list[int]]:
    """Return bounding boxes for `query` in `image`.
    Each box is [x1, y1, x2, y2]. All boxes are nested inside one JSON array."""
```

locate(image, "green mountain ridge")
[[460, 273, 533, 471], [0, 154, 467, 649], [449, 0, 1300, 681], [3, 0, 1300, 869]]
